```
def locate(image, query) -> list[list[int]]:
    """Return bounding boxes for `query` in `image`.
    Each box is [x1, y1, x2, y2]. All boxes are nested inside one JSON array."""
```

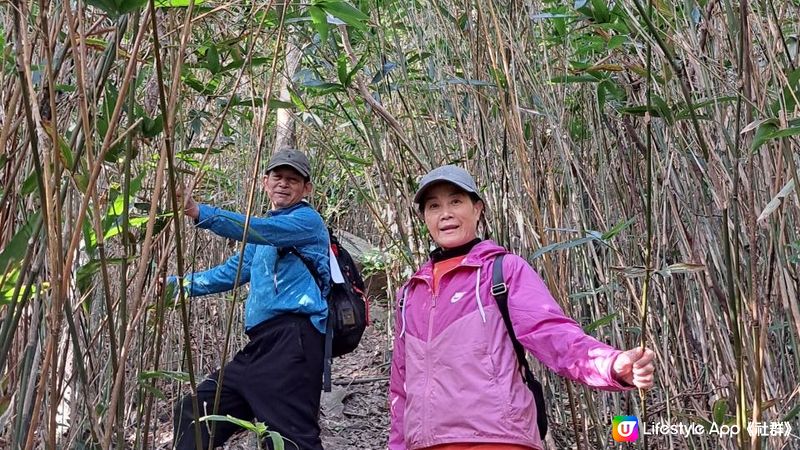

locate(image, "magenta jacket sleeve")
[[504, 255, 632, 391], [388, 287, 407, 450]]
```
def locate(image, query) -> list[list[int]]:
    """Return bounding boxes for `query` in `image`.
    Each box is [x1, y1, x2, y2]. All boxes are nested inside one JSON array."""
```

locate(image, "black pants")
[[173, 314, 325, 450]]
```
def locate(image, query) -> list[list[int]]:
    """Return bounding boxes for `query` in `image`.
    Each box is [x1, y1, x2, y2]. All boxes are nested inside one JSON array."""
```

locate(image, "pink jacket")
[[388, 240, 631, 450]]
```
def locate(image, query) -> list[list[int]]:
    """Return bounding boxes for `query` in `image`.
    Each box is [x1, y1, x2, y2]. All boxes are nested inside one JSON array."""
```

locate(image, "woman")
[[389, 165, 655, 450]]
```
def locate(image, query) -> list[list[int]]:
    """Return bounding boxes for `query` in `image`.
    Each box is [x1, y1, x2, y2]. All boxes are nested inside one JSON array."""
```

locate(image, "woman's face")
[[422, 183, 483, 250]]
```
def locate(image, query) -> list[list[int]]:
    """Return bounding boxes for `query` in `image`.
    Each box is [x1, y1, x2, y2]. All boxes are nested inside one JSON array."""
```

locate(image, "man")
[[170, 149, 330, 450]]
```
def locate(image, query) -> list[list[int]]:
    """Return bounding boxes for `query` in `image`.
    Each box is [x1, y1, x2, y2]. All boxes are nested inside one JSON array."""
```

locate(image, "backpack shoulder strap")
[[491, 254, 550, 438], [279, 247, 323, 289], [491, 255, 536, 384], [278, 245, 333, 392]]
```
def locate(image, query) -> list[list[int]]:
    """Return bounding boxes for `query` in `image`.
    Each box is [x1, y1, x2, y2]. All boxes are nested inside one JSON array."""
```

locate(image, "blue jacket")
[[179, 201, 330, 333]]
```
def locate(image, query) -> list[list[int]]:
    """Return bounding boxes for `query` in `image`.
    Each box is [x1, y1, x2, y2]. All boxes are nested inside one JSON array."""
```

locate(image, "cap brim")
[[413, 178, 478, 204], [266, 162, 310, 178]]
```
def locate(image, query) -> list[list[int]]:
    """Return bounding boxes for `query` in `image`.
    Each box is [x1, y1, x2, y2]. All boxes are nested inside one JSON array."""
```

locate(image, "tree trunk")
[[274, 35, 301, 152]]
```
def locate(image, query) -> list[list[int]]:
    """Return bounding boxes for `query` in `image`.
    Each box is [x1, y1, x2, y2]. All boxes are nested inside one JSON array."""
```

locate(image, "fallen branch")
[[332, 376, 390, 386]]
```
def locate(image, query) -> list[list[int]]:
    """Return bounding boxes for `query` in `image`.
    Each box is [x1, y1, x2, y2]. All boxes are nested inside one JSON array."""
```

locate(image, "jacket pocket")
[[504, 371, 535, 423]]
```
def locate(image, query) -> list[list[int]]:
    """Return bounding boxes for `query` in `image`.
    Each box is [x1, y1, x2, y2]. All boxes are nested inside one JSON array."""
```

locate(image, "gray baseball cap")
[[413, 164, 482, 205], [266, 149, 311, 179]]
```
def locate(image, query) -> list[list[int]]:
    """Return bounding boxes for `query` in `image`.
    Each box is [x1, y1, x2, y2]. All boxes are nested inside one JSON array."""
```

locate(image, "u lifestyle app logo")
[[612, 415, 639, 442]]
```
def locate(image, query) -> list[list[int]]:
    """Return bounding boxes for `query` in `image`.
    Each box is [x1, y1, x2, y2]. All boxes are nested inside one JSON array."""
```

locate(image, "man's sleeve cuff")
[[195, 204, 215, 228]]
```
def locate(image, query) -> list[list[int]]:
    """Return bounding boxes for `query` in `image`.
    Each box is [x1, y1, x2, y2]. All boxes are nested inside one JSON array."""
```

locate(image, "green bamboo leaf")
[[619, 105, 668, 118], [85, 172, 145, 250], [76, 258, 130, 294], [341, 153, 371, 165], [675, 95, 737, 120], [782, 403, 800, 422], [406, 51, 432, 65], [1, 267, 47, 305], [589, 0, 610, 23], [200, 415, 260, 433], [345, 52, 369, 87], [688, 414, 713, 431], [601, 217, 635, 240], [289, 90, 307, 112], [750, 119, 779, 152], [139, 383, 167, 401], [76, 172, 90, 193], [104, 216, 149, 240], [597, 79, 625, 110], [744, 118, 800, 153], [488, 67, 507, 89], [582, 312, 618, 334], [141, 114, 164, 138], [300, 79, 345, 95], [773, 67, 800, 115], [220, 57, 271, 73], [222, 96, 294, 109], [178, 147, 225, 157], [138, 370, 191, 383], [87, 0, 148, 17], [337, 53, 349, 87], [85, 0, 121, 15], [155, 0, 205, 7], [712, 399, 728, 424], [205, 45, 221, 74], [319, 1, 369, 31], [102, 172, 144, 233], [21, 171, 39, 196], [530, 12, 574, 20], [651, 95, 674, 124], [0, 212, 40, 273], [1, 266, 22, 305], [82, 216, 96, 258], [752, 120, 800, 153], [308, 6, 329, 43], [767, 125, 800, 141], [269, 431, 286, 450], [58, 134, 75, 169], [181, 72, 219, 95], [438, 77, 494, 87], [568, 284, 618, 301], [550, 75, 601, 83], [608, 35, 627, 49], [531, 235, 597, 260]]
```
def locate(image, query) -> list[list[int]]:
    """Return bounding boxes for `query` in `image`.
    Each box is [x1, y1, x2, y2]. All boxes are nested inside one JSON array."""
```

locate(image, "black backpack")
[[492, 254, 549, 438], [280, 229, 368, 391]]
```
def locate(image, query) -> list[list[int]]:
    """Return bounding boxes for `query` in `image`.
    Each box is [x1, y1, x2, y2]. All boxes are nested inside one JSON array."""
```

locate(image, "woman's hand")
[[612, 347, 655, 390]]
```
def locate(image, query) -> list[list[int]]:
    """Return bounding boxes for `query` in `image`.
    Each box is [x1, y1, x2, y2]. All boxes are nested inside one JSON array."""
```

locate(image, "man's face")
[[263, 166, 312, 209]]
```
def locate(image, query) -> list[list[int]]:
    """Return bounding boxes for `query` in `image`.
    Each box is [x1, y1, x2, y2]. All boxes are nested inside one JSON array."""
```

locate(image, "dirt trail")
[[151, 304, 392, 450]]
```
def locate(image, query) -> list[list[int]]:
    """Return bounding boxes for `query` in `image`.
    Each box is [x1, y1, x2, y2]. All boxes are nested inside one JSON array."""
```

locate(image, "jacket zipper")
[[414, 261, 483, 445], [414, 276, 434, 445]]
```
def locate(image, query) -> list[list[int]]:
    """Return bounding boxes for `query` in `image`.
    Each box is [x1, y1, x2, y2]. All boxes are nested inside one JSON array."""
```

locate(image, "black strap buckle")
[[491, 282, 508, 296]]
